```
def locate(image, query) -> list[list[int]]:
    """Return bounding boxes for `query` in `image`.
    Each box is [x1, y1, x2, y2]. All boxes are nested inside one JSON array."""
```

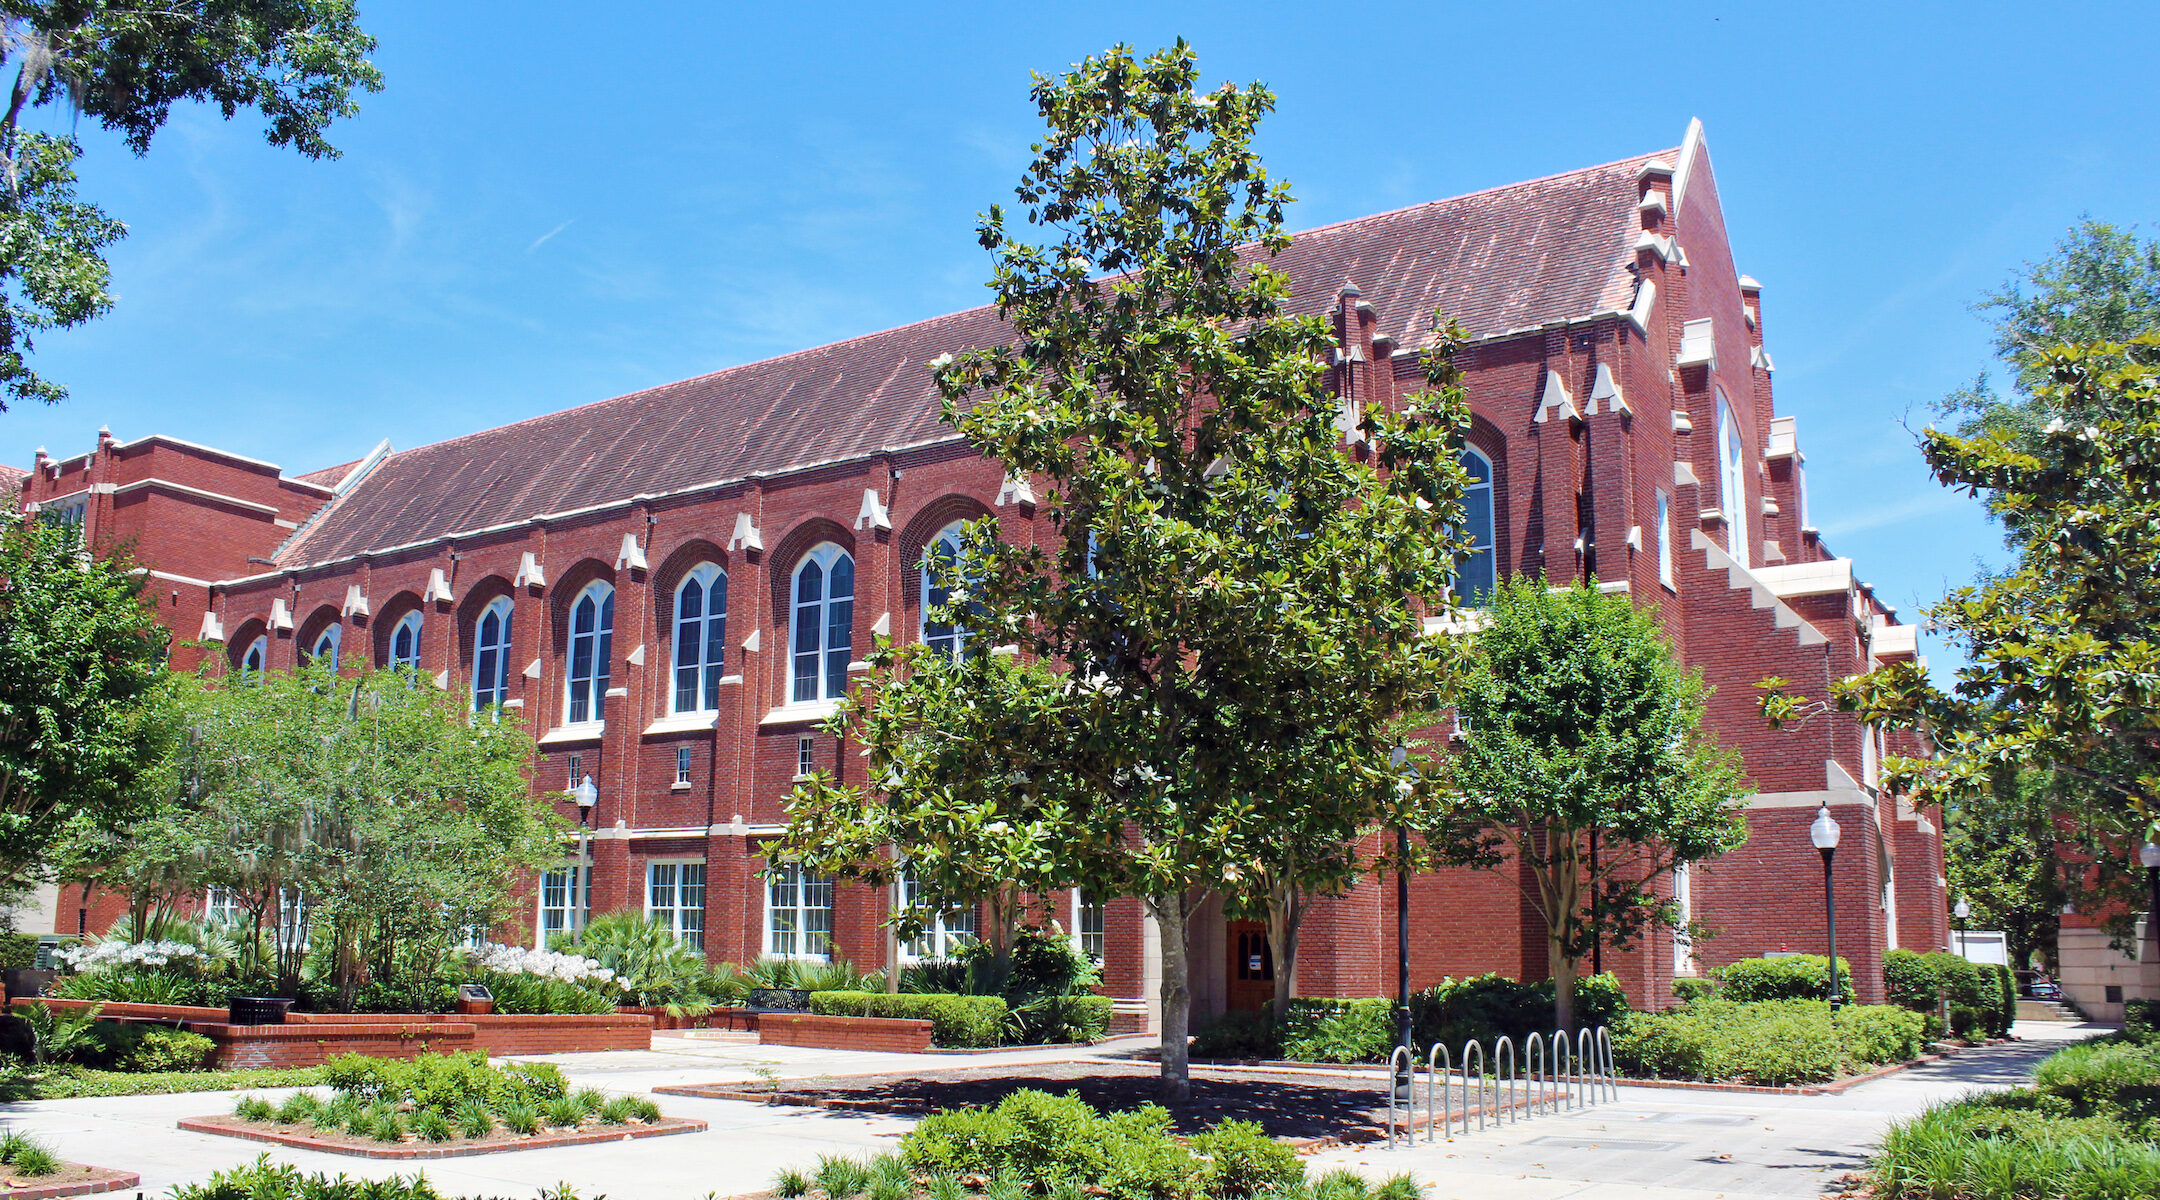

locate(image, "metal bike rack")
[[1388, 1024, 1616, 1149], [1551, 1027, 1575, 1110], [1494, 1035, 1517, 1125], [1461, 1038, 1488, 1132], [1523, 1031, 1548, 1116], [1424, 1042, 1452, 1143], [1387, 1045, 1416, 1147]]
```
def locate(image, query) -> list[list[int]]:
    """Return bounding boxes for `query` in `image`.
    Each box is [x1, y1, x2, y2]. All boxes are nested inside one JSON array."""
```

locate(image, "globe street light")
[[1953, 896, 1971, 958], [1810, 804, 1843, 1008], [573, 775, 599, 936]]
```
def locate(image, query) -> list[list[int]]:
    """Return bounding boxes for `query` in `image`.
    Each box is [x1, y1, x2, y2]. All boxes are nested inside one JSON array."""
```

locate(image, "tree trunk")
[[1265, 880, 1303, 1022], [1549, 930, 1578, 1033], [1148, 891, 1193, 1102]]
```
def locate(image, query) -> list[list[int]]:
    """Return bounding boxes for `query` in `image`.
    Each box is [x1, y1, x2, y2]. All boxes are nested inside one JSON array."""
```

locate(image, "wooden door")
[[1226, 920, 1274, 1013]]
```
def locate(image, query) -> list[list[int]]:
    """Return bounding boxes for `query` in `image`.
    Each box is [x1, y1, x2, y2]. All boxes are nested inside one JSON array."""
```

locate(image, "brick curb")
[[177, 1115, 706, 1160], [1, 1168, 139, 1199]]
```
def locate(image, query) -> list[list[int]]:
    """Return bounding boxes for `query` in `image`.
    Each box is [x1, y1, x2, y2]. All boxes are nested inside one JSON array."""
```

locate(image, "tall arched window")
[[790, 545, 853, 704], [388, 612, 423, 671], [240, 636, 267, 678], [472, 597, 513, 711], [672, 564, 727, 713], [309, 625, 341, 671], [920, 523, 973, 661], [566, 582, 614, 724], [1716, 390, 1750, 568], [1456, 447, 1496, 606]]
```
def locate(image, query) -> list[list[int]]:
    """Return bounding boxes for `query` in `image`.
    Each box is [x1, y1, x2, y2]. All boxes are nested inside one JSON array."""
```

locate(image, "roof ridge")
[[1279, 146, 1678, 244]]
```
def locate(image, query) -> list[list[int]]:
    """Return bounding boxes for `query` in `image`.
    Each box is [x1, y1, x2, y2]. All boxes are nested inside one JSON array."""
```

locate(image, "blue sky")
[[5, 3, 2153, 681]]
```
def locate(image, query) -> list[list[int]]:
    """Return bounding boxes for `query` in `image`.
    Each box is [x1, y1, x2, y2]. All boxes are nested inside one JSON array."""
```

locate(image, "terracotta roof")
[[293, 460, 361, 489], [0, 462, 25, 496], [276, 148, 1669, 569]]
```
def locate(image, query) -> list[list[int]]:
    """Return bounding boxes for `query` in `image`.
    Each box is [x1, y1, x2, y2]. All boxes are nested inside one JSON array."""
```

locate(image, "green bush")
[[1991, 963, 2017, 1037], [1191, 1010, 1278, 1060], [1875, 1053, 2160, 1200], [1714, 955, 1850, 1002], [810, 990, 1011, 1048], [0, 1129, 60, 1177], [170, 1158, 470, 1200], [1280, 998, 1395, 1064], [1834, 1004, 1929, 1067], [0, 1062, 323, 1099], [1611, 999, 1924, 1085], [1408, 972, 1628, 1051], [563, 911, 712, 1012], [0, 932, 39, 969], [1670, 977, 1719, 1005], [119, 1026, 216, 1072], [1882, 948, 1939, 1009], [2126, 998, 2160, 1042], [318, 1051, 569, 1115]]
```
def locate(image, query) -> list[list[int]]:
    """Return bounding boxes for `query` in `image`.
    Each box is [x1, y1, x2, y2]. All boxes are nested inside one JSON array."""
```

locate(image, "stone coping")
[[177, 1114, 706, 1160], [0, 1165, 139, 1200]]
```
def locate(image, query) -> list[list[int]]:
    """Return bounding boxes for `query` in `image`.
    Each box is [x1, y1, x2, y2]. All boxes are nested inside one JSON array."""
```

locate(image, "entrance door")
[[1226, 920, 1274, 1013]]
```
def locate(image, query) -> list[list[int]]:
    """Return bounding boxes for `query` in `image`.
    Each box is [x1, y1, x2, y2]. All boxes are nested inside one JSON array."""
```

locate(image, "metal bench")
[[745, 987, 812, 1013]]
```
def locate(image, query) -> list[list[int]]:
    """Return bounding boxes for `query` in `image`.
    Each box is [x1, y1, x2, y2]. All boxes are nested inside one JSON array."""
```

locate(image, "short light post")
[[1810, 803, 1843, 1008], [573, 775, 598, 938], [1953, 896, 1971, 958]]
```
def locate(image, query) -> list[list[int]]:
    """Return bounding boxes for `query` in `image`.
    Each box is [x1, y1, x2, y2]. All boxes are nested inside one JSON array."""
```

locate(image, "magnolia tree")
[[1420, 579, 1749, 1029], [784, 41, 1473, 1100]]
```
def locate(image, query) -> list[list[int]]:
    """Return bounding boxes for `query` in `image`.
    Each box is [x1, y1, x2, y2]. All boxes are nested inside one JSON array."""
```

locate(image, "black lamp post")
[[1952, 897, 1971, 958], [1389, 746, 1415, 1104], [573, 775, 598, 936], [1810, 803, 1843, 1008], [2141, 842, 2160, 957]]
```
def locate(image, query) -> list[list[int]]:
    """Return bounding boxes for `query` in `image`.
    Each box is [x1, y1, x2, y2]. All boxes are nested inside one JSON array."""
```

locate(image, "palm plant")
[[564, 911, 709, 1015]]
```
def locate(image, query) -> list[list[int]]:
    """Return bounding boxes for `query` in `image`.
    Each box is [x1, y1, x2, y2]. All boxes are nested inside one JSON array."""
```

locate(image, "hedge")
[[810, 991, 1010, 1048], [1880, 949, 2013, 1038], [1714, 955, 1853, 1002], [1611, 999, 1927, 1085], [0, 933, 37, 970]]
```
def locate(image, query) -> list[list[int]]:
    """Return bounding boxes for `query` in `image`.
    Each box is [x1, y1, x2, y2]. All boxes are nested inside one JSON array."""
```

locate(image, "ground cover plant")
[[0, 1128, 62, 1177], [225, 1051, 660, 1149], [1871, 1031, 2160, 1199], [171, 1156, 594, 1200], [767, 1088, 1421, 1200], [1609, 998, 1928, 1086]]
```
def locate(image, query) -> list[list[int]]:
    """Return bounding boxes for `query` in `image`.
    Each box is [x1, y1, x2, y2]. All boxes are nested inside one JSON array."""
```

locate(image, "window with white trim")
[[276, 887, 308, 952], [239, 636, 268, 678], [565, 582, 615, 724], [765, 864, 832, 959], [473, 597, 513, 711], [1656, 489, 1676, 590], [646, 860, 706, 950], [675, 746, 692, 786], [537, 865, 588, 946], [790, 545, 853, 704], [1716, 390, 1750, 568], [1074, 889, 1105, 960], [1671, 862, 1694, 974], [205, 886, 242, 926], [310, 625, 341, 670], [1456, 447, 1496, 605], [896, 867, 976, 961], [671, 564, 727, 713], [388, 611, 424, 671], [920, 523, 975, 661], [796, 736, 815, 779], [38, 496, 86, 530]]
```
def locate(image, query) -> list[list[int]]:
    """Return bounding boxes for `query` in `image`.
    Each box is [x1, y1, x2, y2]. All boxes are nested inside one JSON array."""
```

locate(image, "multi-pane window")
[[388, 612, 424, 670], [797, 736, 815, 779], [538, 865, 589, 945], [896, 867, 976, 961], [566, 583, 615, 724], [1716, 390, 1750, 568], [38, 496, 86, 530], [1656, 489, 1676, 590], [310, 626, 341, 670], [790, 545, 853, 704], [1455, 447, 1496, 605], [473, 597, 513, 711], [675, 746, 693, 786], [646, 861, 706, 950], [920, 523, 974, 661], [672, 564, 727, 713], [276, 887, 309, 952], [565, 754, 582, 791], [1075, 890, 1105, 960], [204, 886, 242, 925], [765, 864, 832, 959]]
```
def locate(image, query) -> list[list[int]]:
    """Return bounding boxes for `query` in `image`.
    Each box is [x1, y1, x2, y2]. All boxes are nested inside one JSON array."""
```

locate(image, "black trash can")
[[228, 996, 294, 1025]]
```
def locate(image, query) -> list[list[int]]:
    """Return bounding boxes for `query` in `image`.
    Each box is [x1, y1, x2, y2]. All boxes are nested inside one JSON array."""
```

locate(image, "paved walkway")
[[0, 1024, 2105, 1199], [1310, 1021, 2110, 1200]]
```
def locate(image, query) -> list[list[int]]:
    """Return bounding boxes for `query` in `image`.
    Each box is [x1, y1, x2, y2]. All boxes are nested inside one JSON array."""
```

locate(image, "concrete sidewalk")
[[1309, 1021, 2111, 1200]]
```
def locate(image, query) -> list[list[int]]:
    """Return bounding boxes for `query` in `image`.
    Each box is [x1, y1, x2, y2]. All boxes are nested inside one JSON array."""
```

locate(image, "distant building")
[[14, 120, 1944, 1026]]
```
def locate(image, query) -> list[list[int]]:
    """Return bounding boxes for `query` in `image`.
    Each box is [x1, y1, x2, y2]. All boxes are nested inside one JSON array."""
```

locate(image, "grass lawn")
[[0, 1063, 325, 1100]]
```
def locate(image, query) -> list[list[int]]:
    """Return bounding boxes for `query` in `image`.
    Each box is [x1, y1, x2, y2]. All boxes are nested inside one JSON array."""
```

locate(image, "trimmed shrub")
[[1411, 971, 1630, 1051], [120, 1026, 216, 1072], [1834, 1004, 1929, 1066], [1990, 964, 2017, 1037], [1278, 998, 1394, 1064], [1671, 976, 1719, 1005], [1882, 948, 1939, 1009], [1611, 999, 1924, 1085], [2125, 998, 2159, 1042], [1715, 955, 1850, 1002], [0, 932, 39, 969], [1191, 1010, 1279, 1060], [810, 990, 1010, 1048]]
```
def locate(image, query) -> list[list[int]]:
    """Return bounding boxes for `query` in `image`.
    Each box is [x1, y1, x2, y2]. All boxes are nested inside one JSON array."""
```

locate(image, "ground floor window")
[[538, 865, 589, 946], [647, 860, 706, 951], [205, 885, 242, 926], [275, 887, 308, 951], [896, 868, 976, 961], [765, 864, 832, 960], [1074, 889, 1105, 960]]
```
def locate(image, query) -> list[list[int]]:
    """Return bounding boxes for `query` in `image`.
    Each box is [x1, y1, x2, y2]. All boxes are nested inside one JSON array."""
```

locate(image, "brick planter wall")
[[757, 1012, 932, 1053], [618, 1005, 758, 1032], [11, 998, 651, 1066]]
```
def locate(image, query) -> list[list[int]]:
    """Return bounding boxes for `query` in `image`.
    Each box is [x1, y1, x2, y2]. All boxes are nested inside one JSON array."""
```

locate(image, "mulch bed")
[[658, 1061, 1506, 1145], [1, 1164, 139, 1200], [177, 1114, 706, 1160]]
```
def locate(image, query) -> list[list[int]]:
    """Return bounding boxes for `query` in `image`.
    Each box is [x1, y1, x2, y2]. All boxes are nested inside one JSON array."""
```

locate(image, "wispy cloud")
[[1816, 489, 1978, 539], [526, 219, 574, 254]]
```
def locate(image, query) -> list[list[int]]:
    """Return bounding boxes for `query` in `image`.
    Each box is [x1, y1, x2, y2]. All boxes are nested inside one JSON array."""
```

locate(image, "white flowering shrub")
[[465, 943, 617, 986], [56, 939, 203, 974]]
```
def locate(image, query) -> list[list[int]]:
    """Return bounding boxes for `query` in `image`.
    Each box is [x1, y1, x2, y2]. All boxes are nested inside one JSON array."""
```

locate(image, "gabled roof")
[[276, 147, 1671, 570], [0, 463, 25, 496]]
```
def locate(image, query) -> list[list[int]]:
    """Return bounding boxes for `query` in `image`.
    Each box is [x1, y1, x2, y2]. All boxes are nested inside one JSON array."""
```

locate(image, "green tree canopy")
[[0, 1, 383, 408], [1419, 579, 1748, 1028], [782, 41, 1474, 1100], [0, 513, 170, 908]]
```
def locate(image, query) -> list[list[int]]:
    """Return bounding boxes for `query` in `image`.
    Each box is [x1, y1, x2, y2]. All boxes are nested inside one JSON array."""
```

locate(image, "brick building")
[[12, 120, 1945, 1027]]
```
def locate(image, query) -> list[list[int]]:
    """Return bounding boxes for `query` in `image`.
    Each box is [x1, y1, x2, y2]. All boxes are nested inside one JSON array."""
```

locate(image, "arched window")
[[473, 597, 513, 711], [309, 625, 341, 671], [388, 612, 423, 671], [1716, 390, 1750, 568], [240, 636, 268, 678], [790, 545, 853, 704], [920, 523, 973, 661], [672, 564, 727, 713], [566, 582, 614, 724], [1456, 447, 1496, 606]]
